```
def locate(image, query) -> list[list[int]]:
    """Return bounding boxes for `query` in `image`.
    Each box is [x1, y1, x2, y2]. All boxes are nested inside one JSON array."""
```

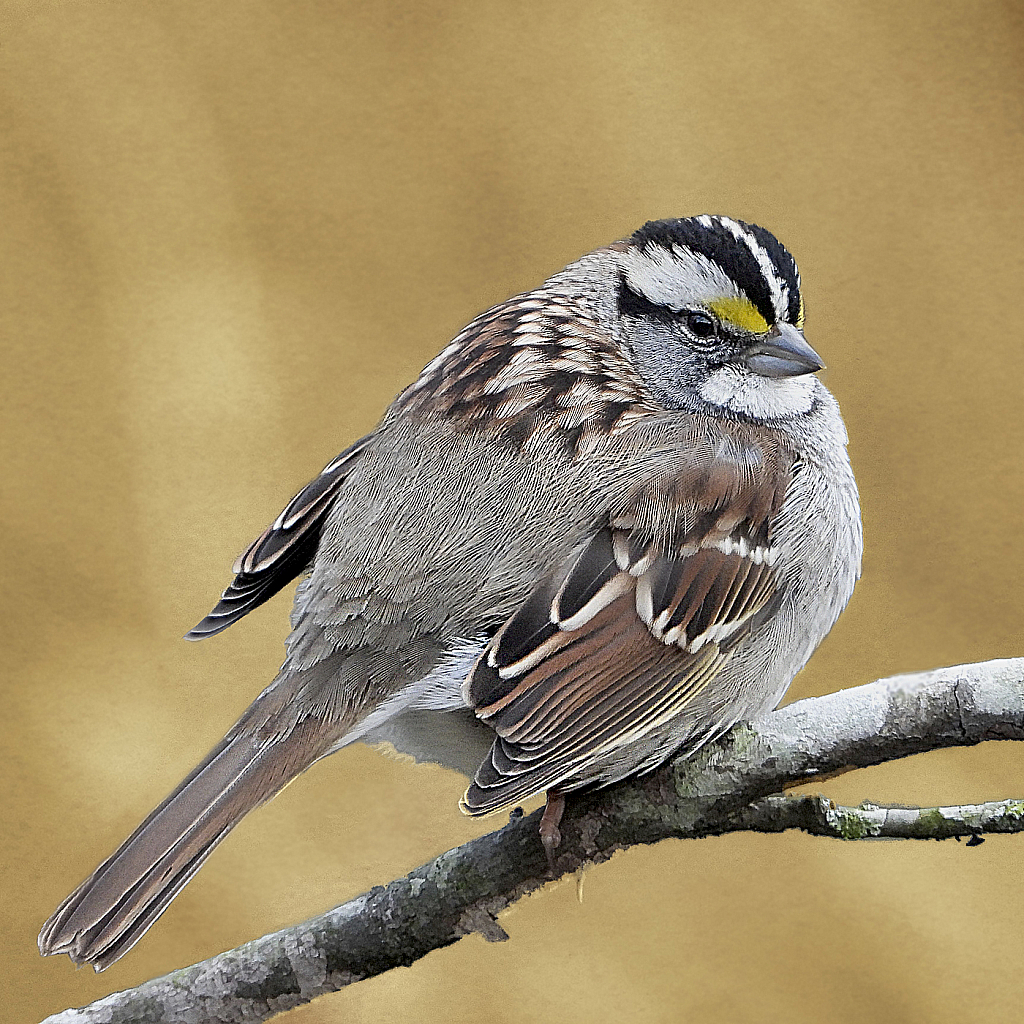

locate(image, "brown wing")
[[185, 434, 373, 640], [460, 491, 789, 815]]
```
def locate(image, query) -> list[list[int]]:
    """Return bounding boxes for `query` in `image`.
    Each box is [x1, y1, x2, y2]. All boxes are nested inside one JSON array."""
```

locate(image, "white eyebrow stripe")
[[621, 243, 741, 310], [716, 216, 790, 322]]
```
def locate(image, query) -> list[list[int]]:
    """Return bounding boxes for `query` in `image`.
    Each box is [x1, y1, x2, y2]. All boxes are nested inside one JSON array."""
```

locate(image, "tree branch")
[[734, 794, 1024, 841], [41, 658, 1024, 1024]]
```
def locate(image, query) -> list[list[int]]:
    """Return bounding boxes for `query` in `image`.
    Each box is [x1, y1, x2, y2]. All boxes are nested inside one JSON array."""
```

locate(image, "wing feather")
[[461, 471, 792, 815], [185, 434, 372, 640]]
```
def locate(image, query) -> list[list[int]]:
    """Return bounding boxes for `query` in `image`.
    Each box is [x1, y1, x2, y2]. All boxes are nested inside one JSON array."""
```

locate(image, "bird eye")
[[682, 310, 718, 340]]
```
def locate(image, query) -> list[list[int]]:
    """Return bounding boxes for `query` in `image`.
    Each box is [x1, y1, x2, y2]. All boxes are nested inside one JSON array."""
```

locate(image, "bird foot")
[[539, 791, 565, 873]]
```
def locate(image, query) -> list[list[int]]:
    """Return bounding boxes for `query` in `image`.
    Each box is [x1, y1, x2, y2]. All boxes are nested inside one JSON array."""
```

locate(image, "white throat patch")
[[699, 365, 816, 420]]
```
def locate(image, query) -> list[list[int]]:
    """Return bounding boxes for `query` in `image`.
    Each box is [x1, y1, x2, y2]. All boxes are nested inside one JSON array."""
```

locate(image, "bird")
[[39, 215, 862, 971]]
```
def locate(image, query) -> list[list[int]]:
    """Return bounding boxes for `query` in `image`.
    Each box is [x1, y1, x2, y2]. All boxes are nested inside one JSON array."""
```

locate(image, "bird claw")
[[540, 824, 561, 873], [539, 791, 566, 874]]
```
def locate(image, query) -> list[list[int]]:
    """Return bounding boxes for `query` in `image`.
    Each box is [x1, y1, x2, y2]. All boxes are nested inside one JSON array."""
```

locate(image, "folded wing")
[[461, 484, 789, 814]]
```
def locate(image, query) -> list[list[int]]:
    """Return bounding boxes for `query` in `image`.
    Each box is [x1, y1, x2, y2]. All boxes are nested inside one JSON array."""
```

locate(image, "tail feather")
[[38, 713, 335, 971]]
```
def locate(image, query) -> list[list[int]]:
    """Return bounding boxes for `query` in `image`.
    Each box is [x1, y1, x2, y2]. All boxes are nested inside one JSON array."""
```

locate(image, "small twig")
[[735, 794, 1024, 841]]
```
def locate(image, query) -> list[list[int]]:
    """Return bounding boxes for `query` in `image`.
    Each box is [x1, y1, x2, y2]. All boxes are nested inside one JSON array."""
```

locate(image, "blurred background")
[[3, 2, 1023, 1021]]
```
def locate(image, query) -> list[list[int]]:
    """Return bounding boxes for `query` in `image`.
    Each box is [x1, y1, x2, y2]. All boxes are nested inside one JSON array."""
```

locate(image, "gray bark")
[[41, 658, 1024, 1024]]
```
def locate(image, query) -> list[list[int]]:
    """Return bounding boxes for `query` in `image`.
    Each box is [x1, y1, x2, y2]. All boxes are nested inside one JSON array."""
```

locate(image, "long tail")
[[38, 701, 338, 971]]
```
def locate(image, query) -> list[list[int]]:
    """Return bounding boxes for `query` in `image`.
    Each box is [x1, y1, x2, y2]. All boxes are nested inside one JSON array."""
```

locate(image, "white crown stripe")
[[716, 216, 790, 322]]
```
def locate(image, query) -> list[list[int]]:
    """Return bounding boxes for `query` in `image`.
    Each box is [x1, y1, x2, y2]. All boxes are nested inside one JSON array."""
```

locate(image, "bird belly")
[[362, 708, 497, 777]]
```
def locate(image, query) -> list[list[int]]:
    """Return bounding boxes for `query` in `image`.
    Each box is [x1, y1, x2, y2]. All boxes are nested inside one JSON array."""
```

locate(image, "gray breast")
[[741, 385, 863, 718]]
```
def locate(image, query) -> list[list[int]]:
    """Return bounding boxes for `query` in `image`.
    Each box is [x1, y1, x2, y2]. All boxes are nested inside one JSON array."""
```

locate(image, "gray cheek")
[[624, 321, 703, 408]]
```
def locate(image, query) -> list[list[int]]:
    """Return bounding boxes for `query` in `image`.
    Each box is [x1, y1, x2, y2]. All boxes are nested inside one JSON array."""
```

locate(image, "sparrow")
[[39, 215, 862, 970]]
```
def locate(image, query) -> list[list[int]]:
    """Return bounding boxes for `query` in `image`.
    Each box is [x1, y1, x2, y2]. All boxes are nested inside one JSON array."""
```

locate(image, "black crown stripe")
[[631, 217, 802, 327]]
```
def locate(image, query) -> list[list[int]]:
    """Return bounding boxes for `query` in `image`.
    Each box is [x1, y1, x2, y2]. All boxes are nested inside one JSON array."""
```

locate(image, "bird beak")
[[741, 323, 824, 378]]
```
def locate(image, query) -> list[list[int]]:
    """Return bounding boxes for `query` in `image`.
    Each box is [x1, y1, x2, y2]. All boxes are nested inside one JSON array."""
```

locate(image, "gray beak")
[[742, 323, 824, 378]]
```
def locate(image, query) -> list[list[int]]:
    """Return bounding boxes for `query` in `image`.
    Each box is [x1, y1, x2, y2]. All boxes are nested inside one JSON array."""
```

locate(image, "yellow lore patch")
[[706, 296, 770, 335]]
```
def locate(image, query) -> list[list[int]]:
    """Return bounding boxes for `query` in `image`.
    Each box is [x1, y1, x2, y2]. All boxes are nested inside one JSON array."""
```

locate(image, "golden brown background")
[[3, 2, 1023, 1021]]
